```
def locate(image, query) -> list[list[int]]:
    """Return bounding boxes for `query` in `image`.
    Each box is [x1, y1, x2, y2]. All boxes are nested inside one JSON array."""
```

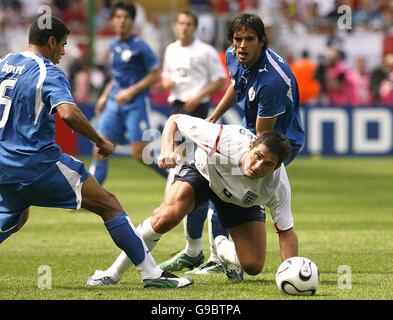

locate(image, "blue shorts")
[[98, 97, 151, 145], [0, 154, 89, 233]]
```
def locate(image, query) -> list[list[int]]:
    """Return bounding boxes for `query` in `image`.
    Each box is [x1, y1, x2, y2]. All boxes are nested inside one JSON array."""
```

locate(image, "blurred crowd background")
[[1, 0, 393, 107]]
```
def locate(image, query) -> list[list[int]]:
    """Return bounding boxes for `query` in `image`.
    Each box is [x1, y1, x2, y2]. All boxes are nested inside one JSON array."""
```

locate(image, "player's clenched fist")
[[96, 137, 115, 158], [158, 151, 181, 169]]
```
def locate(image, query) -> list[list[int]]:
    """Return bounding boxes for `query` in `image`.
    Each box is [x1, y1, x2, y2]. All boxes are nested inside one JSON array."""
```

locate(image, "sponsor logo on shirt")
[[259, 64, 268, 73]]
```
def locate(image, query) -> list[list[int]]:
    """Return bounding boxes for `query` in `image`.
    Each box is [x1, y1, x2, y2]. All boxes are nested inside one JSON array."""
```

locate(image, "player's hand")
[[95, 95, 107, 115], [183, 96, 201, 113], [158, 151, 181, 169], [161, 77, 174, 90], [206, 114, 217, 123], [96, 137, 115, 159], [115, 88, 135, 106]]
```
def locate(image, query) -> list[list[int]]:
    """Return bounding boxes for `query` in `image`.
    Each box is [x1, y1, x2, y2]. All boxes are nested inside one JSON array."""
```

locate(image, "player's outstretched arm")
[[206, 84, 236, 123], [57, 103, 114, 158], [278, 228, 299, 261]]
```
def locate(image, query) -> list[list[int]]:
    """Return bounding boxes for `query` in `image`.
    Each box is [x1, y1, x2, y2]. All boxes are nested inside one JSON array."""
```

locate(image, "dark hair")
[[227, 13, 268, 50], [253, 131, 292, 168], [111, 1, 136, 21], [28, 15, 70, 46], [176, 10, 198, 28]]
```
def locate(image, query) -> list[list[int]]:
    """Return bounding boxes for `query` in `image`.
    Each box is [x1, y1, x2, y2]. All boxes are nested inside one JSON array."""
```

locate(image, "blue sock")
[[186, 201, 209, 239], [0, 230, 11, 245], [104, 212, 145, 266], [210, 207, 229, 239], [90, 160, 108, 185], [149, 162, 168, 178]]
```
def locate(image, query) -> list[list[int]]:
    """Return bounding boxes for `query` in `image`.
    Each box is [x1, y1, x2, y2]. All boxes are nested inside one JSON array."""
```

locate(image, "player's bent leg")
[[151, 180, 196, 234], [160, 201, 208, 273], [227, 221, 267, 276], [85, 178, 194, 288], [82, 175, 179, 288], [81, 175, 123, 220]]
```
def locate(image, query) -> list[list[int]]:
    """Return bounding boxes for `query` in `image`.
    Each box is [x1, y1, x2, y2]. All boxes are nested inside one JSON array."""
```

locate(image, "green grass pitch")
[[1, 156, 392, 300]]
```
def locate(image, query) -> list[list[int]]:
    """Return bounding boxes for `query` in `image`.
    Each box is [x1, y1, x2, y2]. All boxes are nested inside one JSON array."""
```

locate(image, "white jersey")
[[176, 115, 294, 231], [162, 38, 227, 103]]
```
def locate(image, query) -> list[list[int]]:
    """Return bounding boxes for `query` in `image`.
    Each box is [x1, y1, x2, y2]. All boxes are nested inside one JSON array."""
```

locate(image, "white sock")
[[137, 217, 162, 251], [207, 209, 221, 264], [183, 215, 202, 257], [134, 237, 162, 280], [215, 235, 240, 266], [184, 238, 202, 257], [106, 251, 132, 277], [106, 217, 162, 278]]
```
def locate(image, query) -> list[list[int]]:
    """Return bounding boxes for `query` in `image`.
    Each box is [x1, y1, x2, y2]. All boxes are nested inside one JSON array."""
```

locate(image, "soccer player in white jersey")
[[88, 114, 299, 281], [0, 15, 192, 289]]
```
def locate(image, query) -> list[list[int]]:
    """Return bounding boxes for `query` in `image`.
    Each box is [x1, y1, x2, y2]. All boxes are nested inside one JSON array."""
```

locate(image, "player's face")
[[232, 27, 263, 67], [241, 143, 279, 180], [112, 8, 133, 38], [175, 14, 196, 44], [49, 35, 67, 65]]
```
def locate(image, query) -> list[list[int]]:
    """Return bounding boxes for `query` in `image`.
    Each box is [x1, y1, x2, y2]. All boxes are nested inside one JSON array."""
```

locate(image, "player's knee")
[[242, 261, 264, 276], [100, 190, 123, 218]]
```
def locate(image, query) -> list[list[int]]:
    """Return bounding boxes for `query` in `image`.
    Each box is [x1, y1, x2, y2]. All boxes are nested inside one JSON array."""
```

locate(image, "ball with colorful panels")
[[276, 256, 320, 296]]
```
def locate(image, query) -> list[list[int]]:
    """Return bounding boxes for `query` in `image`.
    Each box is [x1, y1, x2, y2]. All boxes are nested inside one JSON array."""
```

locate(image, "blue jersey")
[[226, 47, 304, 150], [0, 52, 75, 185], [108, 35, 159, 104]]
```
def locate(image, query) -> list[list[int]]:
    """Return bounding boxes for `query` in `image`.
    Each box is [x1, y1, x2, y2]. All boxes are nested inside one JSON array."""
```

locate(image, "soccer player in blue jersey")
[[0, 15, 192, 289], [208, 13, 304, 162], [89, 1, 167, 184]]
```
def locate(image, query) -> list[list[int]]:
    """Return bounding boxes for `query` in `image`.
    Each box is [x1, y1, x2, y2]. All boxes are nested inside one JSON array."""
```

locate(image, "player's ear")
[[48, 36, 57, 50]]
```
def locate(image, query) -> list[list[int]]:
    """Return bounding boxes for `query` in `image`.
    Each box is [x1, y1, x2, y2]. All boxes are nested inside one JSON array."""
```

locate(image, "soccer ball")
[[275, 256, 320, 296]]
